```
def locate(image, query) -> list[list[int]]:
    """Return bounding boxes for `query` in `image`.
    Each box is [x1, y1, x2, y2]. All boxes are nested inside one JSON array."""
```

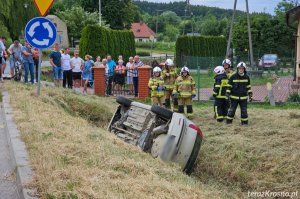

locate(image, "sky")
[[140, 0, 282, 15]]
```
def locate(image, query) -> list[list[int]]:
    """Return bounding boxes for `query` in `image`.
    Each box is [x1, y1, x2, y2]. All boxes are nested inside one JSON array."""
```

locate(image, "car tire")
[[116, 96, 132, 107], [183, 133, 203, 175], [151, 105, 173, 119]]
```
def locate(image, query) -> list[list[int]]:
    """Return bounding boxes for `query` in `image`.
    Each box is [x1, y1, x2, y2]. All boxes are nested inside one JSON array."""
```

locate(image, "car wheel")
[[151, 105, 173, 119], [183, 133, 203, 175], [116, 96, 132, 107]]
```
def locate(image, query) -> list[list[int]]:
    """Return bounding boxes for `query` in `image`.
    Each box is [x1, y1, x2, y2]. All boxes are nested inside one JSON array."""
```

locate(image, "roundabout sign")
[[25, 17, 57, 49]]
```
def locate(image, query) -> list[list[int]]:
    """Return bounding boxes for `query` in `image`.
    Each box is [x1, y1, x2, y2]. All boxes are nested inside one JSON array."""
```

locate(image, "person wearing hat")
[[213, 66, 229, 122], [162, 59, 178, 111], [226, 62, 253, 125], [222, 58, 234, 78], [148, 67, 166, 106], [173, 66, 196, 118]]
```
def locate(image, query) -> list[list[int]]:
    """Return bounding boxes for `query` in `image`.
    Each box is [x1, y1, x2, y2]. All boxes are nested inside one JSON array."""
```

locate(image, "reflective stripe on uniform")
[[227, 84, 232, 87], [215, 85, 221, 88], [227, 116, 233, 120], [230, 95, 248, 100], [226, 90, 231, 93], [216, 96, 227, 99], [248, 90, 253, 93], [233, 79, 248, 83], [241, 118, 248, 121], [246, 85, 251, 88], [180, 92, 192, 97]]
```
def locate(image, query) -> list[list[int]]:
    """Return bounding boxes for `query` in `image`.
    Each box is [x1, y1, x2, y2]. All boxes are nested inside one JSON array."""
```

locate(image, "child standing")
[[82, 55, 94, 94]]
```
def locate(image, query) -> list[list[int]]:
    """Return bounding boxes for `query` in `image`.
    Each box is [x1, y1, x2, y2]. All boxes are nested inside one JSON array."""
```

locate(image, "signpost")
[[25, 0, 56, 96]]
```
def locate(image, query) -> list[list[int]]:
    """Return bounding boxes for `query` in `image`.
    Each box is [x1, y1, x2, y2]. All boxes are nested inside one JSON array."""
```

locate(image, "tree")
[[79, 0, 138, 29], [57, 7, 98, 41], [164, 24, 179, 41]]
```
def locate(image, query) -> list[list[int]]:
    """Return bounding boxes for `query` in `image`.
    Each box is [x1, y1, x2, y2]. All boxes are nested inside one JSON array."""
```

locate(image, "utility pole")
[[246, 0, 254, 68], [226, 0, 254, 68], [156, 10, 159, 34], [99, 0, 102, 26], [226, 0, 237, 58]]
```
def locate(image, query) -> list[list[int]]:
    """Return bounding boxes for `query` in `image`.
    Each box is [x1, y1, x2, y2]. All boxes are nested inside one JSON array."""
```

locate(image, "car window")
[[263, 54, 277, 61]]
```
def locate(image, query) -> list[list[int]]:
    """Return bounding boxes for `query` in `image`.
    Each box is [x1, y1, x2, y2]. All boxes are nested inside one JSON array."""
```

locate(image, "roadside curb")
[[1, 91, 38, 199]]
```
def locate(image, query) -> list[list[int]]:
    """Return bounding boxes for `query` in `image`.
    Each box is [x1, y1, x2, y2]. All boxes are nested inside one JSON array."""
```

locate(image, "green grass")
[[191, 73, 277, 88], [136, 47, 174, 55], [0, 93, 2, 102]]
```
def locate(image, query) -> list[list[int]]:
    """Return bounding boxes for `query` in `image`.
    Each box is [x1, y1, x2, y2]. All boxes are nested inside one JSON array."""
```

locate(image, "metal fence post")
[[197, 57, 200, 101]]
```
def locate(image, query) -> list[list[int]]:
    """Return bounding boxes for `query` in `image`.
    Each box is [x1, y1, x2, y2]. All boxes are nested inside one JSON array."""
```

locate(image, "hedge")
[[175, 36, 227, 67], [79, 25, 136, 61]]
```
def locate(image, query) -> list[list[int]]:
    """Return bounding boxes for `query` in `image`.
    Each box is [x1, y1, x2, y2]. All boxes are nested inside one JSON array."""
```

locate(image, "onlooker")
[[106, 55, 116, 96], [126, 56, 134, 95], [114, 60, 126, 94], [82, 55, 94, 94], [0, 37, 7, 82], [49, 43, 62, 87], [94, 56, 102, 67], [8, 40, 22, 78], [70, 50, 84, 88], [32, 48, 39, 83], [21, 41, 34, 84], [133, 55, 144, 97], [118, 55, 126, 66], [62, 48, 72, 89], [101, 59, 108, 75]]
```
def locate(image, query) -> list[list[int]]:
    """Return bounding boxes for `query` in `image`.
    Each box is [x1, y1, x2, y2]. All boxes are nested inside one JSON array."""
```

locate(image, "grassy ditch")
[[192, 103, 300, 194], [4, 82, 240, 199]]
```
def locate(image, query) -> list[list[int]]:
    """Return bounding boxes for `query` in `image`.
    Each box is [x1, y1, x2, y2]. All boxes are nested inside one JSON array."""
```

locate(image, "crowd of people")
[[49, 43, 144, 95], [0, 37, 40, 83]]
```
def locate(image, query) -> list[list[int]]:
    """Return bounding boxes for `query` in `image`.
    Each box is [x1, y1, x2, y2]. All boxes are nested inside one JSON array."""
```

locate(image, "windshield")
[[263, 54, 277, 61]]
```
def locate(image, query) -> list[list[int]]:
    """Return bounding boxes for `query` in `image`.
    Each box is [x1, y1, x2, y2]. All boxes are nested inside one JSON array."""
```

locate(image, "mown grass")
[[4, 81, 300, 198], [4, 81, 241, 199]]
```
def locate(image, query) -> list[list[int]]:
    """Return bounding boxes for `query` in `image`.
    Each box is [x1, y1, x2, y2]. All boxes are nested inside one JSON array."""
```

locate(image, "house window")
[[139, 39, 143, 42]]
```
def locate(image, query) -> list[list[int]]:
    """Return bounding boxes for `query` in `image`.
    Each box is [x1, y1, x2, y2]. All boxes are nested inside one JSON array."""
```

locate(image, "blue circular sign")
[[25, 17, 57, 49]]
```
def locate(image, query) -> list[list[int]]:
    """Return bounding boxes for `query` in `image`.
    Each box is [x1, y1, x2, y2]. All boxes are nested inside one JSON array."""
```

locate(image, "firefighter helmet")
[[181, 66, 190, 74], [222, 59, 232, 68], [214, 66, 225, 75], [153, 67, 162, 74], [237, 62, 247, 69], [165, 59, 174, 66]]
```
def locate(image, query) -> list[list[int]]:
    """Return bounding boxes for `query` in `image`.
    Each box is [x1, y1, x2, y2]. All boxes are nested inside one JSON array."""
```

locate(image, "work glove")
[[161, 86, 166, 91], [173, 93, 177, 97], [192, 94, 196, 99], [157, 86, 162, 91]]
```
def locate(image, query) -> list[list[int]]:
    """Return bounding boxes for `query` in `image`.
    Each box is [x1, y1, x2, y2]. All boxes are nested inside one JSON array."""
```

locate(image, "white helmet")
[[237, 62, 247, 69], [222, 59, 232, 67], [165, 59, 174, 66], [181, 66, 190, 73], [214, 66, 225, 75], [153, 67, 162, 73]]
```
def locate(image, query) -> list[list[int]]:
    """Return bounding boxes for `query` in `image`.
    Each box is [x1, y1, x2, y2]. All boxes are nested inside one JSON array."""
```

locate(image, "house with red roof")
[[131, 22, 157, 43]]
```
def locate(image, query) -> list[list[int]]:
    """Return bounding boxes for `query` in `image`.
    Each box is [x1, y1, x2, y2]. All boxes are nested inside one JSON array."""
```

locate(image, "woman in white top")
[[126, 56, 134, 95], [70, 50, 84, 88]]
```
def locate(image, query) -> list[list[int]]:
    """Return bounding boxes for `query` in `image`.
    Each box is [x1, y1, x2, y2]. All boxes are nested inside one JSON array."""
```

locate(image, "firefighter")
[[213, 66, 229, 122], [148, 67, 166, 106], [173, 66, 196, 118], [222, 58, 234, 78], [162, 59, 178, 111], [226, 62, 253, 125]]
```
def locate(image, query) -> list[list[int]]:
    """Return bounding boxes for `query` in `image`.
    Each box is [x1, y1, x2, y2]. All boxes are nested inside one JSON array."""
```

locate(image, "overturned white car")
[[108, 96, 204, 174]]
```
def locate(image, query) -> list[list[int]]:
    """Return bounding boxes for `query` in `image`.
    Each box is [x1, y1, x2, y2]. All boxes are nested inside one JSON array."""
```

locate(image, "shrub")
[[287, 92, 300, 103], [175, 36, 227, 67], [137, 51, 151, 57], [80, 25, 136, 61]]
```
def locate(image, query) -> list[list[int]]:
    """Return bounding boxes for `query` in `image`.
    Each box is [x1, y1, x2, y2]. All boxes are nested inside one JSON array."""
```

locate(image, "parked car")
[[258, 54, 279, 69], [108, 96, 204, 174]]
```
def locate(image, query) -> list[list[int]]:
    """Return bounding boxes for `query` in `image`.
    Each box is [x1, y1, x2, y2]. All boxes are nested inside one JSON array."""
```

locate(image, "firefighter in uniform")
[[173, 66, 196, 118], [148, 67, 166, 106], [222, 59, 234, 78], [213, 66, 229, 122], [162, 59, 178, 111], [226, 62, 253, 125]]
